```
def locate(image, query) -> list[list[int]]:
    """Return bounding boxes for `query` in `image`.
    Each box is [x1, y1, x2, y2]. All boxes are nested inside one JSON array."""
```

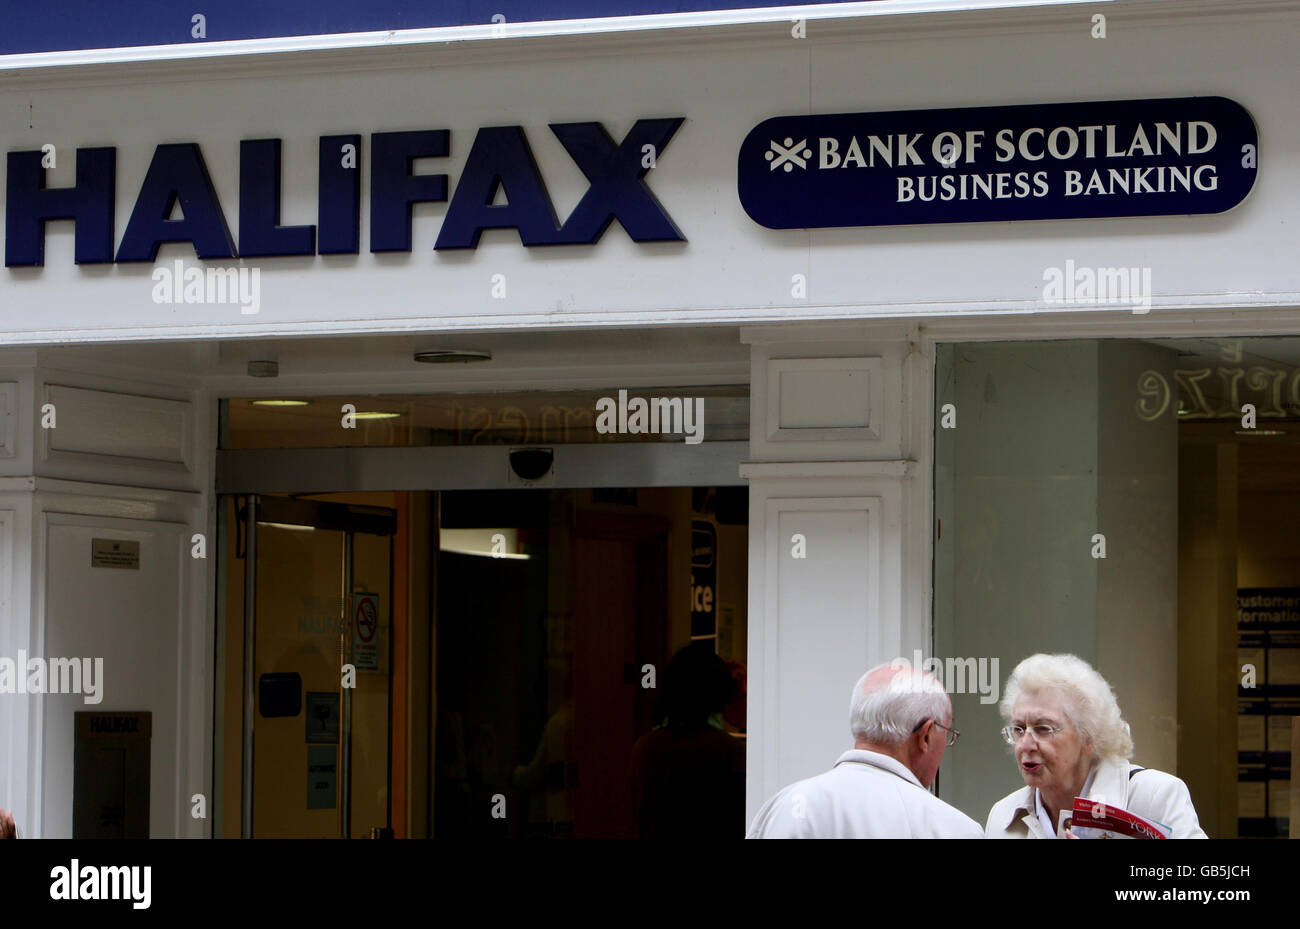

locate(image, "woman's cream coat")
[[985, 755, 1208, 838]]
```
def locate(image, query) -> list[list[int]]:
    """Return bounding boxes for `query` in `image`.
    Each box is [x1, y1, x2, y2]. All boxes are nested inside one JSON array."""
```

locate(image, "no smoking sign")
[[351, 592, 381, 670]]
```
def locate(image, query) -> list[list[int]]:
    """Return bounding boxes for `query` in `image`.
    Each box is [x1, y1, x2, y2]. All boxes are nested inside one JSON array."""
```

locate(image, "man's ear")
[[913, 718, 934, 749]]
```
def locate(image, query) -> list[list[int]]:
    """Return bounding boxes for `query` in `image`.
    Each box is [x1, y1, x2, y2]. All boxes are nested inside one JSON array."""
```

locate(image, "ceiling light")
[[1236, 429, 1285, 436], [440, 547, 531, 560], [251, 399, 311, 407], [354, 411, 402, 420], [414, 349, 492, 364], [247, 360, 279, 377]]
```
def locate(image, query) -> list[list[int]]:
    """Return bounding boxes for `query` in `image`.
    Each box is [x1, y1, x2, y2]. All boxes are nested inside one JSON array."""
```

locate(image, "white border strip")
[[2, 291, 1299, 346], [0, 0, 1109, 70]]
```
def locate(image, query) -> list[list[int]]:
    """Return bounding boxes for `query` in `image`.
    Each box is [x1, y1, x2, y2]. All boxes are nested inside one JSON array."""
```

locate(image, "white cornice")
[[4, 293, 1299, 348], [3, 0, 1297, 87]]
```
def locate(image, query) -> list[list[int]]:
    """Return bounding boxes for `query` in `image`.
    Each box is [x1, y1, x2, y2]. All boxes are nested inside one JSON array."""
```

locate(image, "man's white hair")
[[848, 659, 952, 744], [999, 653, 1133, 760]]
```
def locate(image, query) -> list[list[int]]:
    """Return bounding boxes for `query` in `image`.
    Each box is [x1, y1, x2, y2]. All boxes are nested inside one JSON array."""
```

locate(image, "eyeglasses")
[[913, 717, 960, 747], [1001, 723, 1066, 745]]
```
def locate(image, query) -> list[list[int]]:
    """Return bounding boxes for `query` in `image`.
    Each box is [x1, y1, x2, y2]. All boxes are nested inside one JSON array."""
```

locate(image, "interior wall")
[[1239, 445, 1300, 587], [1096, 342, 1180, 775], [581, 488, 692, 661], [1177, 442, 1239, 838], [934, 341, 1101, 825], [575, 487, 749, 674], [935, 340, 1188, 826]]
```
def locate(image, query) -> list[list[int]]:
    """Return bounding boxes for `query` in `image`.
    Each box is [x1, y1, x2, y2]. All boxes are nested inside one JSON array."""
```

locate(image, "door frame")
[[217, 441, 749, 493]]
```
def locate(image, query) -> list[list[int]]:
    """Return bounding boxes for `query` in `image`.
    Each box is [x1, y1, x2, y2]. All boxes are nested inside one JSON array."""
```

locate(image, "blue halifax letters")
[[5, 118, 684, 267]]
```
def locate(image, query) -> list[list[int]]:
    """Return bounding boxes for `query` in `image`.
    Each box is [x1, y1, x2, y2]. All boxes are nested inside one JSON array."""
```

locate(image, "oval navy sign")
[[738, 96, 1257, 229]]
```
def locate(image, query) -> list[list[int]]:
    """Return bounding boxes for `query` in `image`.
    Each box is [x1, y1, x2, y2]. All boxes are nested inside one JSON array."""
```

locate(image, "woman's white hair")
[[999, 653, 1133, 760], [848, 659, 951, 744]]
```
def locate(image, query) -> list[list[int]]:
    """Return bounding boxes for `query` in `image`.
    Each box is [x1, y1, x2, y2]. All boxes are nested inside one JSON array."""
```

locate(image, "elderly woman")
[[986, 654, 1206, 838]]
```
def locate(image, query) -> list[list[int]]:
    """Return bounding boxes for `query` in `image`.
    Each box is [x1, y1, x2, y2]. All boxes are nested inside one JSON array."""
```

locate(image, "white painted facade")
[[1, 0, 1297, 834]]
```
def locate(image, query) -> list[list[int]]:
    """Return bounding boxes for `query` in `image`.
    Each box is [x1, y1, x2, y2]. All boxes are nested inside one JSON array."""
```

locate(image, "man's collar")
[[833, 749, 925, 789]]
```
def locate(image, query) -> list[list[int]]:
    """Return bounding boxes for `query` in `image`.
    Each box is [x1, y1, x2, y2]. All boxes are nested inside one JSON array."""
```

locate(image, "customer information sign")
[[738, 97, 1258, 230]]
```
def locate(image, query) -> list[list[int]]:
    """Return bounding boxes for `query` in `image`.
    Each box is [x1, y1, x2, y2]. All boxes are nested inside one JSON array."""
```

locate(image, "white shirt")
[[1034, 763, 1097, 837], [986, 755, 1208, 839], [1034, 788, 1056, 838], [747, 749, 984, 839]]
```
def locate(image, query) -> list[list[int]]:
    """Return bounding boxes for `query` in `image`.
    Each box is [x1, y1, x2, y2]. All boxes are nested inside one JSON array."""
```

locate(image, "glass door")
[[225, 494, 396, 838]]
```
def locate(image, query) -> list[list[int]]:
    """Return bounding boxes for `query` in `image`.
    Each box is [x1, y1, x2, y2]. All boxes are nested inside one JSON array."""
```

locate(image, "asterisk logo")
[[766, 137, 812, 172]]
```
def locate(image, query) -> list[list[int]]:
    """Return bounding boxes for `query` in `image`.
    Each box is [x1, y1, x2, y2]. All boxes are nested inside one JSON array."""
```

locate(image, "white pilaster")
[[0, 352, 213, 838], [741, 325, 932, 824]]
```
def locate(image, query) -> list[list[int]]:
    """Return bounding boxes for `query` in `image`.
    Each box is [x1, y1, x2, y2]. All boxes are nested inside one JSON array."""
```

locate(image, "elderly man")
[[747, 660, 982, 838]]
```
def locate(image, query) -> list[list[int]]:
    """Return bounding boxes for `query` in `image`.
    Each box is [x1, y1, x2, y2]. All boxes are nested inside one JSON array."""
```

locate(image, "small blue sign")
[[738, 97, 1258, 230]]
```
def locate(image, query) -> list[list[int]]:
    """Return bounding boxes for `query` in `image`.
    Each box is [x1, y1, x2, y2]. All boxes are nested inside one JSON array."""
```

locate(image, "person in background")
[[0, 808, 18, 838], [628, 642, 745, 838], [986, 653, 1206, 838], [747, 659, 982, 838]]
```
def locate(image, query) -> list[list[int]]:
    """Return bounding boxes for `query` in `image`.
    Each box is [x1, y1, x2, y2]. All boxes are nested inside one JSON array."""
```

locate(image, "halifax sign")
[[738, 97, 1257, 230], [5, 118, 684, 267]]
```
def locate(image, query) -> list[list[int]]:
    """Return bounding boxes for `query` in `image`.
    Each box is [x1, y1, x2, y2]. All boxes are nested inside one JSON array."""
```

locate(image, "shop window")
[[934, 337, 1299, 838]]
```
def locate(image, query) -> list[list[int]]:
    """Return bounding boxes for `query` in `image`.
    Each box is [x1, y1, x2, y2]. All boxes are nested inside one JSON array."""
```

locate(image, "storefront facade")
[[2, 0, 1297, 837]]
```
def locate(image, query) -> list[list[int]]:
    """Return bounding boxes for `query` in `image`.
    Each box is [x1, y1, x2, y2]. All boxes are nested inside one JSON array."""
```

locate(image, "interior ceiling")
[[1153, 336, 1300, 370], [225, 386, 751, 440]]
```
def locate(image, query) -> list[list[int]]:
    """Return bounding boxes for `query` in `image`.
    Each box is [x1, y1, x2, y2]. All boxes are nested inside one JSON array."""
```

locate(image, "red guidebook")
[[1064, 798, 1171, 839]]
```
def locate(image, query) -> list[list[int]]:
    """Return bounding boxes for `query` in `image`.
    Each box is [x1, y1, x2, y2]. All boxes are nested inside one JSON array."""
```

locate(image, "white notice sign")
[[351, 592, 380, 671]]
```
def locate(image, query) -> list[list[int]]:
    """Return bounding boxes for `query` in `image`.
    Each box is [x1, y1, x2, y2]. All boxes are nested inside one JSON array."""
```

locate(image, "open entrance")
[[213, 390, 750, 838]]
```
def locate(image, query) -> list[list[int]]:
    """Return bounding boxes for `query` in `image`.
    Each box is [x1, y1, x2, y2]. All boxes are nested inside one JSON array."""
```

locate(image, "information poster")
[[690, 520, 717, 639], [1237, 587, 1300, 837], [306, 745, 337, 810]]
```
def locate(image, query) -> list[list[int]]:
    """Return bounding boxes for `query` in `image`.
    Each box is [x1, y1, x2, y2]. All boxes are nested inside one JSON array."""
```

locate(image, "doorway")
[[430, 487, 748, 838], [215, 412, 750, 837], [218, 493, 399, 838]]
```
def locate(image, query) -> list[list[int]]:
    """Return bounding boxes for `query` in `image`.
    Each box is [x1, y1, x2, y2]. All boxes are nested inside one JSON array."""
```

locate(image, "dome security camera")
[[509, 448, 554, 482]]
